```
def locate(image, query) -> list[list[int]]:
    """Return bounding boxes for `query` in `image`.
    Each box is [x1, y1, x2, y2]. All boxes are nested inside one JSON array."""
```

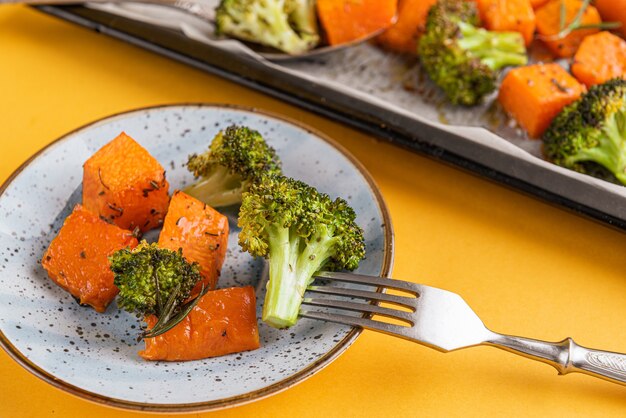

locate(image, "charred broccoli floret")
[[543, 78, 626, 185], [185, 125, 281, 207], [418, 0, 528, 105], [109, 242, 206, 338], [238, 175, 365, 329], [216, 0, 319, 55]]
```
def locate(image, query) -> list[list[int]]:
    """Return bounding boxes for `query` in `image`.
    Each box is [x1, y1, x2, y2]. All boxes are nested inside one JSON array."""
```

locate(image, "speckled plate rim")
[[0, 103, 394, 414]]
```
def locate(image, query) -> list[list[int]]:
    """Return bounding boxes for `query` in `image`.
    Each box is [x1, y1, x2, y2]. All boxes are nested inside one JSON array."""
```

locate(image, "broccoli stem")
[[263, 226, 336, 328], [263, 226, 300, 328], [184, 165, 244, 207], [567, 109, 626, 184], [457, 22, 528, 71], [295, 229, 337, 290]]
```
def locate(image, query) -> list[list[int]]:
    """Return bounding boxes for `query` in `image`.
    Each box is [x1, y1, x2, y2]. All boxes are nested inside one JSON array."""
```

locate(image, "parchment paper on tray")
[[89, 1, 626, 219]]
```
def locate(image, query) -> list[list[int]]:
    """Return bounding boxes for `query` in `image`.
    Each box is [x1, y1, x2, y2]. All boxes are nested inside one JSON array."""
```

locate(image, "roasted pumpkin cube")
[[571, 32, 626, 88], [41, 204, 138, 312], [158, 191, 229, 293], [376, 0, 438, 54], [83, 132, 170, 233], [498, 63, 585, 138], [530, 0, 549, 8], [476, 0, 536, 46], [140, 286, 260, 361], [535, 0, 601, 58], [595, 0, 626, 37], [316, 0, 397, 46]]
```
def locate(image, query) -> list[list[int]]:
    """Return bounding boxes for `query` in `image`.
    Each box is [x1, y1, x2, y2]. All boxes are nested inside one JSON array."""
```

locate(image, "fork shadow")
[[474, 357, 626, 404], [363, 338, 626, 407]]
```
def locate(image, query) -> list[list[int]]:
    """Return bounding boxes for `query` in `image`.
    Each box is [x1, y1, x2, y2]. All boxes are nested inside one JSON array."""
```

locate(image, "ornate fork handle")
[[307, 272, 626, 387], [487, 333, 626, 385]]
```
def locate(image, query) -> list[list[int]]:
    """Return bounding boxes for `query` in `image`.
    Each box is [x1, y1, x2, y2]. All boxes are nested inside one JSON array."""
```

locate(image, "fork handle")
[[486, 334, 626, 386]]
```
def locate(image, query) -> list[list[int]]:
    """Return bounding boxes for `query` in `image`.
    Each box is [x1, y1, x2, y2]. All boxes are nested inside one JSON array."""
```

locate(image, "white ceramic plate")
[[0, 104, 393, 412]]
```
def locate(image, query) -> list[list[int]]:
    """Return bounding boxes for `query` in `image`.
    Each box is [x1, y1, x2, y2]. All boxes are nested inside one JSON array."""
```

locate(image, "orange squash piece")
[[571, 31, 626, 87], [535, 0, 601, 58], [158, 191, 229, 293], [530, 0, 550, 8], [476, 0, 536, 46], [140, 286, 260, 361], [498, 63, 585, 138], [376, 0, 437, 54], [83, 132, 170, 233], [317, 0, 398, 46], [595, 0, 626, 37], [41, 204, 138, 312]]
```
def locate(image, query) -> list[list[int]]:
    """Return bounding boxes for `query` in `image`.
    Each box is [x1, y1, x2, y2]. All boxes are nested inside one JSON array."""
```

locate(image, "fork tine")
[[315, 271, 419, 294], [302, 297, 414, 325], [307, 285, 417, 310], [300, 311, 409, 337]]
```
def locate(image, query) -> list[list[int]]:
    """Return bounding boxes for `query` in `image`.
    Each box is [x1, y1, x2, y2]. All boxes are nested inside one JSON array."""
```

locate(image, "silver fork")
[[302, 271, 626, 387]]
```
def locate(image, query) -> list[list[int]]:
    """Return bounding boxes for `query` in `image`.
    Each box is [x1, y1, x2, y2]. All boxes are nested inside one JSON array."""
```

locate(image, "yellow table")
[[1, 5, 625, 417]]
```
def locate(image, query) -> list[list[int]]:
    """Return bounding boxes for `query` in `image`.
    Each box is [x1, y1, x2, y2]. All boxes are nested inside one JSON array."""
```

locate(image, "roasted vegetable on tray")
[[376, 0, 437, 54], [543, 78, 626, 184], [216, 0, 320, 55], [316, 0, 397, 46], [215, 0, 397, 54], [374, 0, 624, 184], [571, 31, 626, 88], [498, 63, 584, 138], [418, 0, 528, 105], [535, 0, 603, 58], [595, 0, 626, 37], [476, 0, 536, 46]]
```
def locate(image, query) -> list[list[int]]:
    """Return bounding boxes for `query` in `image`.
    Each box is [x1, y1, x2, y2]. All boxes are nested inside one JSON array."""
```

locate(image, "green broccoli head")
[[216, 0, 319, 55], [285, 0, 318, 39], [543, 78, 626, 185], [238, 175, 305, 257], [418, 0, 528, 106], [110, 242, 201, 317], [238, 175, 365, 328], [110, 242, 207, 338], [323, 197, 365, 271], [185, 125, 281, 207]]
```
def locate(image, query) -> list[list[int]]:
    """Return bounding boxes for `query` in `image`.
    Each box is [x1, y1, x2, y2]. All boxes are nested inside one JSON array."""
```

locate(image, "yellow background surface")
[[1, 5, 625, 417]]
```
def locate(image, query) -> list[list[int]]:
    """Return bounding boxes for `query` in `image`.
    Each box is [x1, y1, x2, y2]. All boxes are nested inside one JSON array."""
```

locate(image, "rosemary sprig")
[[559, 1, 567, 33], [151, 282, 182, 331], [539, 0, 621, 41], [142, 284, 209, 339]]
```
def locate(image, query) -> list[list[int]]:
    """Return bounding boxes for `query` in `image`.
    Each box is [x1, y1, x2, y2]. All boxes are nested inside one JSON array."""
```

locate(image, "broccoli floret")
[[216, 0, 320, 55], [185, 125, 281, 207], [238, 176, 365, 329], [418, 0, 528, 105], [109, 242, 206, 338], [543, 78, 626, 185]]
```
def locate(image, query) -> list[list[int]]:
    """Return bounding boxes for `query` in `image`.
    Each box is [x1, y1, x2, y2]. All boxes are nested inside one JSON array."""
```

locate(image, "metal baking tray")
[[36, 4, 626, 231]]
